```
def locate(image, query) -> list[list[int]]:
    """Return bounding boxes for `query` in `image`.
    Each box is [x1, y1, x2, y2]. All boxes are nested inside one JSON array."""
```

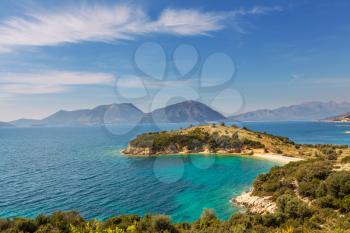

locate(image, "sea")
[[1, 121, 350, 223]]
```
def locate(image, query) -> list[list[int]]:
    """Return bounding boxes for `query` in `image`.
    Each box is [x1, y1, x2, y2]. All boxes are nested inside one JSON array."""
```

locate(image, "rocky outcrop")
[[122, 146, 154, 156], [231, 190, 276, 214]]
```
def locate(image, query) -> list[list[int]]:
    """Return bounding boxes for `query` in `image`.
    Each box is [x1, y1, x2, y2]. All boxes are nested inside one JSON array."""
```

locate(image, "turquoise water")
[[1, 122, 350, 222]]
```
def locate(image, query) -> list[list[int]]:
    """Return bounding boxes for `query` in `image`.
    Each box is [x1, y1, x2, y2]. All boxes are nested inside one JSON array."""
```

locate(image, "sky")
[[0, 0, 350, 121]]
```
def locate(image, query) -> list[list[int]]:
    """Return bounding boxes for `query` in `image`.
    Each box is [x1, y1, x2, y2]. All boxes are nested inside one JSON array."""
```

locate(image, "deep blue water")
[[244, 121, 350, 145], [0, 122, 350, 222]]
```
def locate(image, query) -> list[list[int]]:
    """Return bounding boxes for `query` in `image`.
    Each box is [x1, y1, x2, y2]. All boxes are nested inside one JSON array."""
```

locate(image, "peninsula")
[[322, 112, 350, 122], [123, 124, 350, 161]]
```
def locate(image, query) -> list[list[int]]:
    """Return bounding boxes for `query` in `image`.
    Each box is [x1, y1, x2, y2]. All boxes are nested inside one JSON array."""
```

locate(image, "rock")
[[231, 190, 276, 214]]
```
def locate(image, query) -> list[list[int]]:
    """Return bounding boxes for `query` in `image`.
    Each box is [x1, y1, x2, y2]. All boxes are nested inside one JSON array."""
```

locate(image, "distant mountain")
[[146, 100, 226, 123], [321, 112, 350, 122], [10, 118, 43, 127], [40, 103, 144, 126], [231, 101, 350, 121], [0, 122, 15, 128], [9, 101, 226, 127]]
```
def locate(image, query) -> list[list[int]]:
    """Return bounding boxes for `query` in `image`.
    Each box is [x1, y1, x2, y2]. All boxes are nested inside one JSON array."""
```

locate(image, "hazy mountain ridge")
[[8, 100, 350, 127], [231, 101, 350, 121], [9, 101, 226, 127], [0, 122, 15, 128]]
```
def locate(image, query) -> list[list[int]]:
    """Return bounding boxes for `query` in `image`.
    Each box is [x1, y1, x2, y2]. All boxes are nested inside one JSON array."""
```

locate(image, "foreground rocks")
[[231, 190, 276, 214]]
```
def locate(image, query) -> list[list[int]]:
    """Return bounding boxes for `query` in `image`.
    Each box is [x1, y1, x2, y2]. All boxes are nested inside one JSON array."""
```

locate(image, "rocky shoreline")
[[231, 189, 276, 214], [122, 146, 303, 165]]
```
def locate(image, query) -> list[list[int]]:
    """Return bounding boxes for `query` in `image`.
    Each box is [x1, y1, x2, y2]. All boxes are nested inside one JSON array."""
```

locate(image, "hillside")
[[123, 124, 350, 159], [231, 101, 350, 121], [145, 100, 225, 123], [322, 112, 350, 122], [41, 103, 144, 126]]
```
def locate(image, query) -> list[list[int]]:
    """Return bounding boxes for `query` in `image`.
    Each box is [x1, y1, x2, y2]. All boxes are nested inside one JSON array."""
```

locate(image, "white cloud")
[[0, 5, 229, 53], [0, 71, 114, 94], [152, 9, 228, 36], [0, 4, 281, 53], [245, 6, 282, 15]]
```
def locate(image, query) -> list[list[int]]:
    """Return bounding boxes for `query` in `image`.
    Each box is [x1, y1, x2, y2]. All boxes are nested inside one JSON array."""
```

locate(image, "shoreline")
[[121, 149, 303, 165], [249, 153, 303, 164], [231, 189, 277, 214]]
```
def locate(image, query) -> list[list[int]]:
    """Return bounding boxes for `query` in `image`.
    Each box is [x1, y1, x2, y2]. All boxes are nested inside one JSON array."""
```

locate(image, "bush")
[[315, 196, 339, 209], [276, 149, 283, 154], [198, 209, 219, 229], [104, 214, 140, 230], [151, 215, 177, 233], [15, 219, 38, 233], [325, 171, 350, 198], [276, 194, 313, 220], [341, 156, 350, 164], [295, 160, 333, 182], [298, 180, 320, 198], [341, 195, 350, 212]]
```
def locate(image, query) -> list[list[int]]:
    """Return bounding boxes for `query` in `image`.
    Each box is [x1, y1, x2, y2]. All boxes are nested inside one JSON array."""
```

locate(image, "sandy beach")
[[250, 153, 303, 164]]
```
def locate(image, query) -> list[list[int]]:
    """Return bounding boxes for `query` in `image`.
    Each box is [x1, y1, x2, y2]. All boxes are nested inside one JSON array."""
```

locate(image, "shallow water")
[[0, 122, 349, 222]]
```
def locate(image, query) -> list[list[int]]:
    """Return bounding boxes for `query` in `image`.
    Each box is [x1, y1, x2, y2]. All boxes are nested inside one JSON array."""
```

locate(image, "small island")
[[322, 113, 350, 122], [123, 124, 350, 162]]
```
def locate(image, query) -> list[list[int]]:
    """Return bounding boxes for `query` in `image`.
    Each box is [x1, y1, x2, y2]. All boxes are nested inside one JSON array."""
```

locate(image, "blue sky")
[[0, 0, 350, 121]]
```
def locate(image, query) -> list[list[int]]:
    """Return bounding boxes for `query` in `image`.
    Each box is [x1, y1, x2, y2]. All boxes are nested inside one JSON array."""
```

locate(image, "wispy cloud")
[[153, 8, 228, 36], [240, 6, 282, 15], [0, 5, 229, 53], [0, 4, 281, 53], [0, 71, 114, 94]]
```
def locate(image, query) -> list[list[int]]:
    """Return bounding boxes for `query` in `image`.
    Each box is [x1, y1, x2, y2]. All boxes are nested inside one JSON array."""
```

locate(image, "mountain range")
[[6, 100, 350, 127], [0, 122, 15, 128], [9, 101, 225, 127], [231, 101, 350, 122]]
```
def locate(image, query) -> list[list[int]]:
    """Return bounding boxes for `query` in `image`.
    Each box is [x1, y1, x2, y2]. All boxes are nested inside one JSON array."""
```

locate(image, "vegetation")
[[341, 155, 350, 164], [124, 125, 350, 160], [128, 127, 265, 154]]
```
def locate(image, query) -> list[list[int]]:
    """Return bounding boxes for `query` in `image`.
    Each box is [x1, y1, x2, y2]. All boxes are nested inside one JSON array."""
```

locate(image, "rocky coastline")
[[231, 189, 277, 214]]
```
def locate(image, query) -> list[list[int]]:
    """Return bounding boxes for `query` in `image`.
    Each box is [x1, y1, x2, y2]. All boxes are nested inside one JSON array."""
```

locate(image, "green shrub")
[[14, 218, 38, 233], [294, 160, 333, 182], [315, 196, 339, 209], [341, 195, 350, 212], [325, 171, 350, 198], [276, 194, 313, 220], [151, 215, 177, 233], [198, 209, 219, 229], [298, 180, 320, 198], [341, 156, 350, 164]]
